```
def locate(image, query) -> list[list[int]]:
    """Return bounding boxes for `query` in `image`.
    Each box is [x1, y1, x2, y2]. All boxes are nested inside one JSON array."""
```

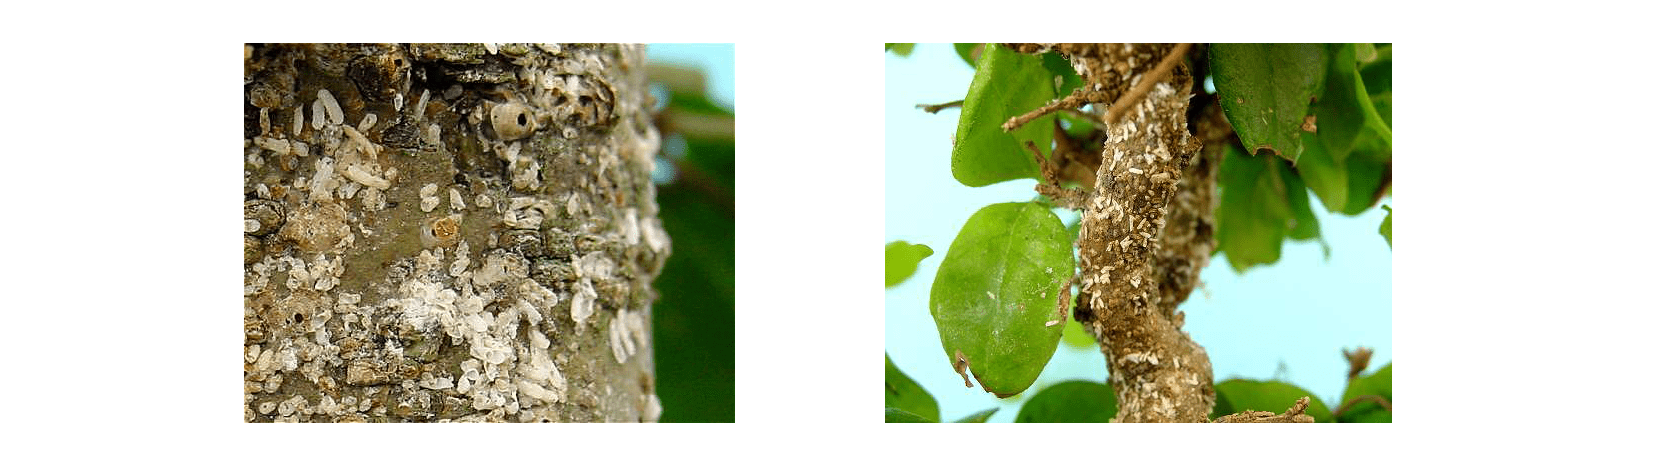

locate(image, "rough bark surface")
[[1013, 44, 1216, 422], [243, 43, 668, 422]]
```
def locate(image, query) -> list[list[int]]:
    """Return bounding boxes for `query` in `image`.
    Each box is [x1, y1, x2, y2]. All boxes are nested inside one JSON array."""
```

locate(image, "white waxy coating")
[[571, 279, 597, 329], [414, 89, 430, 122], [420, 184, 440, 212], [343, 165, 391, 190], [293, 106, 305, 135], [318, 89, 344, 125], [358, 113, 377, 133], [311, 99, 326, 130]]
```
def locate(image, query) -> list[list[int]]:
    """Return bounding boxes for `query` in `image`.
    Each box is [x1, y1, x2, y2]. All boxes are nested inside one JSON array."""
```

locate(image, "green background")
[[0, 0, 1652, 461]]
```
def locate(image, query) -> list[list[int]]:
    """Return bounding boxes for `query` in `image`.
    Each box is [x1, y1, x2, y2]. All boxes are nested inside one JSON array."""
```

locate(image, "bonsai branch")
[[1212, 397, 1316, 423], [1065, 44, 1211, 422], [1103, 43, 1191, 126]]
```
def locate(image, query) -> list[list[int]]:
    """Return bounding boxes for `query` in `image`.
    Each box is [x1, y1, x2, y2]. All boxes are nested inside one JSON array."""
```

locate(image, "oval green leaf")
[[930, 202, 1073, 397], [1217, 143, 1326, 272], [885, 241, 935, 288], [1015, 380, 1117, 422], [951, 44, 1057, 187], [1338, 363, 1392, 422], [886, 43, 915, 57], [1210, 43, 1328, 162], [1213, 379, 1334, 423], [885, 354, 940, 422]]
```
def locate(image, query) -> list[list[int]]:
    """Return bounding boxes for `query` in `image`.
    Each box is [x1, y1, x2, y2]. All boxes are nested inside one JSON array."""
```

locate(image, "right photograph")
[[885, 44, 1392, 423]]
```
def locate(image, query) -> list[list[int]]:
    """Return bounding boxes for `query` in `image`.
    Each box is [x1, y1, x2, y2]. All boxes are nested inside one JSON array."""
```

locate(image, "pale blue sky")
[[647, 43, 735, 109], [884, 44, 1392, 422]]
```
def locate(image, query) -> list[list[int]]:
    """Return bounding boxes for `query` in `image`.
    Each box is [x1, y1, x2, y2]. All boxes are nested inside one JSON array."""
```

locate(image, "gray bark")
[[243, 43, 667, 422]]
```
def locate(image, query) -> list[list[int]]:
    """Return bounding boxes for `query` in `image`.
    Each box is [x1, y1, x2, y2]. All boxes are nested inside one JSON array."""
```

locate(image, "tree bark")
[[243, 43, 668, 422], [1012, 44, 1219, 422]]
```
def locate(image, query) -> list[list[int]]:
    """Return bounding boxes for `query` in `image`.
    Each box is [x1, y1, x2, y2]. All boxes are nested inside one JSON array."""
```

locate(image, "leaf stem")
[[916, 100, 963, 113]]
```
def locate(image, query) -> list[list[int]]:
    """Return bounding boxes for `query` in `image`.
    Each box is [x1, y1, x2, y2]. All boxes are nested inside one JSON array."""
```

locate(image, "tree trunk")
[[1010, 43, 1222, 422], [243, 43, 668, 422]]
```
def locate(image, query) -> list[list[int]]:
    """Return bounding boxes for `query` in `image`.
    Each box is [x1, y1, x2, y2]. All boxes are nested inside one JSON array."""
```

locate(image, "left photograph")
[[243, 44, 734, 422]]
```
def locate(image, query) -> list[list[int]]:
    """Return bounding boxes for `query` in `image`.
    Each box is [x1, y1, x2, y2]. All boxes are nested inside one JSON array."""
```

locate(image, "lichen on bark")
[[244, 43, 667, 422]]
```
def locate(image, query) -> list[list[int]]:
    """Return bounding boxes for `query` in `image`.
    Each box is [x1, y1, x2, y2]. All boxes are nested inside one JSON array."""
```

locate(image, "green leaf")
[[1379, 205, 1392, 248], [1322, 44, 1391, 150], [1369, 91, 1392, 130], [930, 202, 1074, 397], [1040, 51, 1083, 96], [652, 110, 735, 421], [1340, 148, 1389, 215], [954, 407, 1000, 423], [885, 354, 940, 422], [1215, 145, 1288, 272], [1361, 49, 1392, 97], [885, 407, 937, 423], [1296, 131, 1348, 212], [1015, 380, 1117, 422], [885, 241, 935, 288], [1354, 43, 1378, 63], [1210, 388, 1234, 420], [886, 43, 915, 57], [954, 43, 980, 67], [951, 44, 1057, 187], [1294, 128, 1386, 214], [1210, 44, 1329, 162], [1061, 318, 1094, 349], [1338, 363, 1392, 423], [1282, 160, 1321, 243], [1213, 379, 1335, 423]]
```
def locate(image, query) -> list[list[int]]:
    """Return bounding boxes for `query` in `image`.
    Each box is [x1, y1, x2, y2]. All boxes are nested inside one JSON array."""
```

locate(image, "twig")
[[916, 100, 963, 113], [1027, 140, 1089, 210], [1026, 140, 1057, 184], [1212, 396, 1316, 423], [1049, 120, 1100, 188], [1332, 394, 1392, 419], [1002, 89, 1094, 132], [1104, 43, 1192, 126]]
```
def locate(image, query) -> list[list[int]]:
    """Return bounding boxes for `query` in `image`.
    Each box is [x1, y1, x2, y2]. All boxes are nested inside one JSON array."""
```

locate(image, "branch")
[[1026, 140, 1088, 210], [1002, 89, 1101, 132], [1104, 43, 1192, 126], [1069, 44, 1210, 422], [1212, 397, 1316, 423]]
